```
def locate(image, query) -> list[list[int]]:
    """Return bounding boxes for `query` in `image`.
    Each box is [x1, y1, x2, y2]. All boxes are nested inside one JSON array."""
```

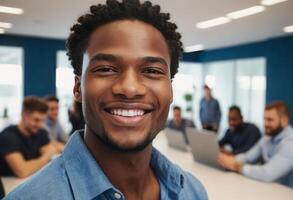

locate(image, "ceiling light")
[[227, 6, 265, 19], [0, 28, 5, 34], [284, 25, 293, 33], [261, 0, 288, 6], [0, 6, 23, 15], [196, 17, 231, 29], [0, 22, 12, 29], [184, 44, 204, 53]]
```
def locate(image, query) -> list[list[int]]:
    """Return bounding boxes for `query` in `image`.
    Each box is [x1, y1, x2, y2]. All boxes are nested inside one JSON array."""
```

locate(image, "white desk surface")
[[2, 177, 26, 194], [3, 131, 292, 199], [153, 131, 293, 200]]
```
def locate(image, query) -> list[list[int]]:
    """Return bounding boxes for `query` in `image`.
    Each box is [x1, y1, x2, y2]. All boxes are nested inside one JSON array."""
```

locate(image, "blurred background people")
[[166, 106, 196, 144], [200, 85, 221, 132], [0, 97, 60, 178], [44, 95, 67, 151], [219, 105, 261, 154], [218, 101, 293, 188]]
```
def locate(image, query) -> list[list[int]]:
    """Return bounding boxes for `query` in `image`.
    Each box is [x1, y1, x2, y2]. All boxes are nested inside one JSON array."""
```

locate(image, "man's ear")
[[170, 85, 173, 104], [73, 76, 82, 103], [281, 115, 289, 127]]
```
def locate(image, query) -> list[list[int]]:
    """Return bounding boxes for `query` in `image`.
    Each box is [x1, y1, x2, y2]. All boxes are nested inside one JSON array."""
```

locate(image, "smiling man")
[[4, 0, 207, 199]]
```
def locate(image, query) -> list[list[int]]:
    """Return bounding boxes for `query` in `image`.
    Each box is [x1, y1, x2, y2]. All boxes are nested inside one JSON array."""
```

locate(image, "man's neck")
[[205, 96, 211, 101], [84, 129, 160, 200], [17, 122, 31, 137]]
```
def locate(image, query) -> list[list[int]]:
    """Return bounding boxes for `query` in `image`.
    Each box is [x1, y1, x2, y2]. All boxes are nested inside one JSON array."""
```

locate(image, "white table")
[[153, 131, 293, 200], [2, 177, 26, 194]]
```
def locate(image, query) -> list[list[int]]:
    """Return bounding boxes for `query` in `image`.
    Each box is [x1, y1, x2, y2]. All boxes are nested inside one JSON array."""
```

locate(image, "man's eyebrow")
[[141, 56, 169, 67], [90, 53, 122, 63]]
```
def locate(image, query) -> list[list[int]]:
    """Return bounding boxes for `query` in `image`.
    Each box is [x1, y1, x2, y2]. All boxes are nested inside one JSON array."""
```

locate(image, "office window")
[[173, 58, 266, 138], [171, 62, 203, 126], [0, 46, 23, 127], [56, 50, 74, 133], [235, 58, 266, 131]]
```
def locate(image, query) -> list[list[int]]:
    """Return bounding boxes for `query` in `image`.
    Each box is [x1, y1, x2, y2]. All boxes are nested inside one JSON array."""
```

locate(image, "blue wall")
[[0, 34, 65, 97], [183, 35, 293, 123], [1, 34, 293, 122]]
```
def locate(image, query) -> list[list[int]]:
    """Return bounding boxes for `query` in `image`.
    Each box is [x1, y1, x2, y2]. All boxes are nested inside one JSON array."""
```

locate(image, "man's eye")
[[142, 68, 164, 75], [92, 66, 117, 74]]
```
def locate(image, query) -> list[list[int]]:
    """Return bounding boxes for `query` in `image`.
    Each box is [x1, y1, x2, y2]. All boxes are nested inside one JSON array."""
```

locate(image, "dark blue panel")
[[0, 34, 65, 97]]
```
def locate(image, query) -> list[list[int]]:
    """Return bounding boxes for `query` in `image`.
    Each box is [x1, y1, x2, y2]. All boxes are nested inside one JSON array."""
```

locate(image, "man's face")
[[75, 20, 172, 152], [228, 110, 243, 132], [173, 109, 181, 124], [22, 111, 47, 134], [264, 109, 285, 136], [47, 101, 59, 121]]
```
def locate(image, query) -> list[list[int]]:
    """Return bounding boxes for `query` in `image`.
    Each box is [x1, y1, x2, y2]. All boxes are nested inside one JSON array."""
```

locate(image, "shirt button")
[[114, 192, 122, 199]]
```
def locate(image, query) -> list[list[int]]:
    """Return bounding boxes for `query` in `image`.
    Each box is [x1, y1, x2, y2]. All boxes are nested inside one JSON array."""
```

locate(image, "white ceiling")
[[0, 0, 293, 50]]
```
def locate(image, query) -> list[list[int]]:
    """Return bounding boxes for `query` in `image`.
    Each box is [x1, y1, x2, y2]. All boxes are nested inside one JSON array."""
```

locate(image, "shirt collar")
[[150, 148, 184, 196], [61, 131, 116, 200], [272, 125, 293, 143], [62, 131, 184, 199]]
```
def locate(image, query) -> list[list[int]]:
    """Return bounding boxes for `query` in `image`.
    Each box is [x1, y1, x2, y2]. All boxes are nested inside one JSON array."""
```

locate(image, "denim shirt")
[[4, 131, 208, 200], [236, 125, 293, 188]]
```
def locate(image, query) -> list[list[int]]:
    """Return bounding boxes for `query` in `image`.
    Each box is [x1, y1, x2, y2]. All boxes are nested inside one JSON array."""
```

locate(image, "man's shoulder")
[[244, 123, 261, 134], [0, 125, 18, 136], [4, 156, 71, 200], [0, 125, 20, 142], [245, 122, 259, 129]]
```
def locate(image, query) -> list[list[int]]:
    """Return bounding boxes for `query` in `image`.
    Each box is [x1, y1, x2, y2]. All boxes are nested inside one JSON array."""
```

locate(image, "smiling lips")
[[110, 109, 145, 117], [104, 106, 153, 126]]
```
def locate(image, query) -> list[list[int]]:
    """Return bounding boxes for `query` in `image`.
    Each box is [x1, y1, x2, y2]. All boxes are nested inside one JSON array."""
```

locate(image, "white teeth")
[[110, 109, 145, 117]]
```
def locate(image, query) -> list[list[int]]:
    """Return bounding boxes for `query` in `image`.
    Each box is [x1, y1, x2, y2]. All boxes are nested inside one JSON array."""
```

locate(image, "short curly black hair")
[[66, 0, 182, 79]]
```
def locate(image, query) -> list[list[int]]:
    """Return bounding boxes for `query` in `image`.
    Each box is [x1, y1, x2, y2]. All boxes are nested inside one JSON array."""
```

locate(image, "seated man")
[[44, 95, 67, 151], [219, 105, 261, 154], [0, 97, 60, 178], [166, 106, 196, 143], [218, 101, 293, 188]]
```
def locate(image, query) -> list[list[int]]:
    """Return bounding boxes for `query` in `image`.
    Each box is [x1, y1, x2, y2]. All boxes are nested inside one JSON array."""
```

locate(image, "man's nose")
[[112, 69, 147, 99]]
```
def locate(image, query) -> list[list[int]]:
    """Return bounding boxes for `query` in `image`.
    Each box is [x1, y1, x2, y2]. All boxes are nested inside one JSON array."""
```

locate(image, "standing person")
[[0, 97, 60, 178], [199, 85, 221, 132], [4, 0, 208, 199], [166, 106, 196, 144], [219, 105, 261, 154], [218, 101, 293, 188]]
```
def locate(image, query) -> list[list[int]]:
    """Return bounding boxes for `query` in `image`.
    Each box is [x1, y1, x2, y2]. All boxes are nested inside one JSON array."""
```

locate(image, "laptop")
[[186, 128, 224, 170], [164, 128, 188, 152]]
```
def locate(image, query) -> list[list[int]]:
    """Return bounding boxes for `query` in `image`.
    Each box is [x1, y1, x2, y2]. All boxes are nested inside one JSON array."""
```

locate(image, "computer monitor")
[[186, 128, 224, 170], [164, 128, 188, 152]]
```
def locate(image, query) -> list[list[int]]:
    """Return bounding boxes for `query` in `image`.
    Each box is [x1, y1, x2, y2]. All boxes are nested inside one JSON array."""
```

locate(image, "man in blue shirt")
[[219, 105, 261, 154], [218, 101, 293, 188], [200, 85, 221, 132], [166, 106, 196, 144], [4, 0, 207, 199]]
